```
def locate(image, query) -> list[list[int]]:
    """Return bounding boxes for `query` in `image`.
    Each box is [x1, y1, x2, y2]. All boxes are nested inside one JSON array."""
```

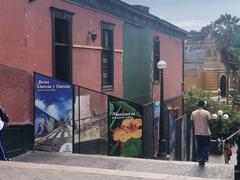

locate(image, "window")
[[153, 36, 160, 81], [101, 22, 114, 89], [51, 7, 74, 83]]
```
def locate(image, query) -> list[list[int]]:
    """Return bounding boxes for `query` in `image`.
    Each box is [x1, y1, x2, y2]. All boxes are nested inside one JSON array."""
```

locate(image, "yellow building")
[[184, 35, 231, 97]]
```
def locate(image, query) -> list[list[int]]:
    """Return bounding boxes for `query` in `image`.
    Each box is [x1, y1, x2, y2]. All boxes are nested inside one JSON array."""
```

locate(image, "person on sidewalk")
[[0, 106, 9, 161], [224, 140, 232, 164], [190, 100, 212, 166]]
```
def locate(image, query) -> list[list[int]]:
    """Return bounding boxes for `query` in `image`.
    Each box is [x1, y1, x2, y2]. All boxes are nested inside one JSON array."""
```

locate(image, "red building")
[[0, 0, 186, 156]]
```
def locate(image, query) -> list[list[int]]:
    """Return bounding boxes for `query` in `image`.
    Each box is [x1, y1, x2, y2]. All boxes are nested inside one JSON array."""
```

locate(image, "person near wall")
[[0, 106, 9, 161], [190, 100, 212, 166]]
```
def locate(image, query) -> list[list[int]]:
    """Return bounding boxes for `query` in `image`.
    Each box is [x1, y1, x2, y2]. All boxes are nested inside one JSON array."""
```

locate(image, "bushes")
[[184, 87, 240, 138]]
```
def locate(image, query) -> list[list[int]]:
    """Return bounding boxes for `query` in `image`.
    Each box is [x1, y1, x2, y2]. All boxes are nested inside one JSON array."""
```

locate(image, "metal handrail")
[[225, 129, 240, 141], [221, 129, 240, 149], [175, 114, 186, 121], [209, 130, 240, 142]]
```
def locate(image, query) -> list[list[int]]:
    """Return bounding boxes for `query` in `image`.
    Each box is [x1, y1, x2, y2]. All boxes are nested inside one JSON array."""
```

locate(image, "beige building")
[[184, 35, 231, 97]]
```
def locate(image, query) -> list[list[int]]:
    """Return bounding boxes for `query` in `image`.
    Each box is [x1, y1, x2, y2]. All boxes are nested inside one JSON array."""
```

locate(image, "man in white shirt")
[[190, 100, 212, 166]]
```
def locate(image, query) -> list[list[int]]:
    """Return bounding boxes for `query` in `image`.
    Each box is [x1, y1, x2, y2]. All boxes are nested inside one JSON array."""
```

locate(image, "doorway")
[[220, 75, 227, 97]]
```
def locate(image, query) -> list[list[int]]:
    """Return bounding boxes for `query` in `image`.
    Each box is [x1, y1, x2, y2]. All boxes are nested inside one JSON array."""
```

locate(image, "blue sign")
[[153, 101, 160, 158], [169, 113, 175, 156], [34, 73, 73, 152]]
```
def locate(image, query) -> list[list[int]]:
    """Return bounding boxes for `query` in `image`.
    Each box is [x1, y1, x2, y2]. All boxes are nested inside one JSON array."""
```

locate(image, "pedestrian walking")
[[0, 106, 9, 161], [190, 100, 212, 166], [224, 140, 232, 164]]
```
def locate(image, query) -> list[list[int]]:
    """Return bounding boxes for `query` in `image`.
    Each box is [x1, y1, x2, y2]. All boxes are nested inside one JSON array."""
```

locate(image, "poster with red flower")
[[108, 96, 143, 158]]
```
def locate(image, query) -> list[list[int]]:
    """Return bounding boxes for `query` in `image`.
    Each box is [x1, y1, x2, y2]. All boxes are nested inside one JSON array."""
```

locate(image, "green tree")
[[212, 14, 240, 68], [209, 14, 240, 105]]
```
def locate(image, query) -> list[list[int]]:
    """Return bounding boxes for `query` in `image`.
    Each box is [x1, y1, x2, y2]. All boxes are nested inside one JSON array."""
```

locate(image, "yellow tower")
[[184, 35, 231, 97], [202, 36, 229, 96]]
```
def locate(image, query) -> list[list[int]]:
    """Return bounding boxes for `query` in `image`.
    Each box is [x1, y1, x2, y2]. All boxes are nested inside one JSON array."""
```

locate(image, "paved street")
[[0, 160, 221, 180], [9, 150, 234, 180]]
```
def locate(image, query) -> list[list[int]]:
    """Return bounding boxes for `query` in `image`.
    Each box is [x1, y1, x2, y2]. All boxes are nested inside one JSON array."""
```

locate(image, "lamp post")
[[212, 110, 229, 154], [212, 110, 229, 138], [157, 60, 167, 157], [217, 110, 223, 138]]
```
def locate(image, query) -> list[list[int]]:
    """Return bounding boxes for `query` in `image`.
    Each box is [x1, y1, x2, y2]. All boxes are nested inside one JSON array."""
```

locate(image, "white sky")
[[122, 0, 240, 31]]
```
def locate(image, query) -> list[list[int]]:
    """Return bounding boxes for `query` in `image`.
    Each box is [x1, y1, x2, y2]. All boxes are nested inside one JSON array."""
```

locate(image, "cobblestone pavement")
[[10, 150, 234, 180]]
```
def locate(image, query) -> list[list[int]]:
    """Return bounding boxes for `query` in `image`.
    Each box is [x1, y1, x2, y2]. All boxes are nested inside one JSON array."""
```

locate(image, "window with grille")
[[51, 7, 74, 83], [101, 22, 114, 90], [153, 36, 160, 81]]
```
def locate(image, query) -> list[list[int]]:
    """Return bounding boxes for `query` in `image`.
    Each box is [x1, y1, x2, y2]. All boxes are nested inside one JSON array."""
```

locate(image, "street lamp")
[[217, 110, 223, 138], [212, 110, 229, 153], [212, 110, 229, 138], [223, 114, 229, 120], [157, 60, 167, 157], [217, 110, 223, 116]]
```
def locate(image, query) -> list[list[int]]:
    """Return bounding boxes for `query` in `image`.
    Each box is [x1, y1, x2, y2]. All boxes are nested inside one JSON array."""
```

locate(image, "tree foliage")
[[211, 14, 240, 68], [186, 14, 240, 70]]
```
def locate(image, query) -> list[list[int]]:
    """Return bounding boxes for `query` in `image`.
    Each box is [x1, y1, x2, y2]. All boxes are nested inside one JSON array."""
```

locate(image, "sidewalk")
[[11, 151, 234, 180]]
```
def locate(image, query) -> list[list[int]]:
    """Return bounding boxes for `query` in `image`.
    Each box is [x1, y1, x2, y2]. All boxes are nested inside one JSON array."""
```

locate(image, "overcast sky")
[[122, 0, 240, 31]]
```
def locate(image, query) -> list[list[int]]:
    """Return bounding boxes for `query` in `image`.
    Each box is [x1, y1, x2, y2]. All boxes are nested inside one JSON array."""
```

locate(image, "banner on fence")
[[34, 73, 73, 152], [169, 113, 176, 156], [153, 101, 160, 158], [108, 96, 143, 158], [181, 115, 187, 160]]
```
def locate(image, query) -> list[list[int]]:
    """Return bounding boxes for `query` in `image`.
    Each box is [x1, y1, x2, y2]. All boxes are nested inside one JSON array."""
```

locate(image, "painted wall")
[[0, 0, 185, 156], [0, 0, 123, 124], [122, 24, 184, 112], [122, 23, 152, 105], [0, 0, 52, 75], [69, 3, 123, 96], [184, 76, 203, 90], [0, 65, 33, 125], [152, 32, 184, 115]]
